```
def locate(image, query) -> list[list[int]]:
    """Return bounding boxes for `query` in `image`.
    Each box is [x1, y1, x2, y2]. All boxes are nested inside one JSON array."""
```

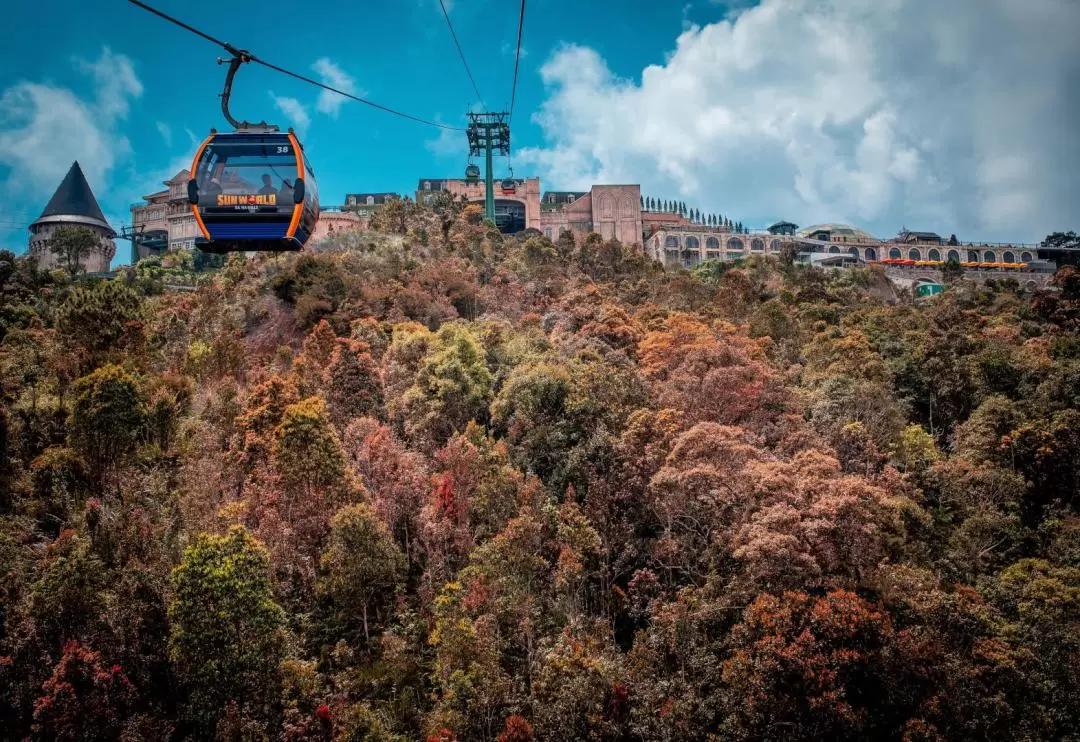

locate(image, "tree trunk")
[[363, 603, 369, 642]]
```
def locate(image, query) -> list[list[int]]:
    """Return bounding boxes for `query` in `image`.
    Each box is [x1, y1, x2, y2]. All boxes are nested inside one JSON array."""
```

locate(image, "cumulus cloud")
[[0, 46, 142, 201], [270, 93, 311, 136], [517, 0, 1080, 241], [312, 58, 363, 117]]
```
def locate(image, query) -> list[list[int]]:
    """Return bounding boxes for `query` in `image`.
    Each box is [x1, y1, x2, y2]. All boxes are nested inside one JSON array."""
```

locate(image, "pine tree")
[[640, 195, 644, 209]]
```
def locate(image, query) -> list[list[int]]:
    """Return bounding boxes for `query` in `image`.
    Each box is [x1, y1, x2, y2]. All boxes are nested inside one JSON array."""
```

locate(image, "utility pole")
[[466, 112, 510, 224]]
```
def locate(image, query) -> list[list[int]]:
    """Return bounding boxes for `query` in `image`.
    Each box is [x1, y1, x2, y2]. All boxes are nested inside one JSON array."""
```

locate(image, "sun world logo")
[[217, 193, 277, 206]]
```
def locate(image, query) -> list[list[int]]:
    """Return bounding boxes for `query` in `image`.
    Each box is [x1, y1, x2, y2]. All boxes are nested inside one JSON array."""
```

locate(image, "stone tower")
[[27, 161, 116, 273]]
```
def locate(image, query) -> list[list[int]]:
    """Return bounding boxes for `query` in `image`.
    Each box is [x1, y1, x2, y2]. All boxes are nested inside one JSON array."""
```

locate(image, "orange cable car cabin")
[[188, 130, 319, 254]]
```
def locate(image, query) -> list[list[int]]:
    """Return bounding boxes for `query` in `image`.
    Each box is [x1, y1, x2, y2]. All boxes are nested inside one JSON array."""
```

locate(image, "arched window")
[[706, 236, 719, 250], [909, 249, 922, 260], [828, 246, 840, 254], [366, 196, 375, 205], [1003, 251, 1015, 263], [751, 238, 765, 252], [728, 237, 744, 251], [947, 250, 960, 262], [423, 181, 431, 191], [347, 196, 356, 206], [865, 247, 877, 261], [928, 249, 941, 261], [770, 239, 780, 252], [848, 247, 860, 258], [984, 251, 996, 263], [686, 236, 700, 252], [665, 236, 680, 249], [968, 250, 979, 262], [1020, 251, 1032, 262], [889, 247, 902, 259]]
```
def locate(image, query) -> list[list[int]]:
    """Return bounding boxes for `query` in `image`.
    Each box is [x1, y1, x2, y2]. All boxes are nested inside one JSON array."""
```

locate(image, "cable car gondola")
[[500, 178, 516, 194], [188, 53, 319, 254], [465, 163, 480, 185]]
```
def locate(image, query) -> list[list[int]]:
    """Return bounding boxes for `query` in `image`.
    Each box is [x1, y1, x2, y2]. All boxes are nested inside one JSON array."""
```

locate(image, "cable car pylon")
[[466, 112, 510, 224]]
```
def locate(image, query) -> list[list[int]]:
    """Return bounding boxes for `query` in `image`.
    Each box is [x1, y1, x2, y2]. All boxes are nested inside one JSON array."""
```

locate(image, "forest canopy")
[[0, 201, 1078, 741]]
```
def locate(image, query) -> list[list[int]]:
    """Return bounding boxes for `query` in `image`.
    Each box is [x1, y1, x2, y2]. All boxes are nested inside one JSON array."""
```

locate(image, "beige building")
[[645, 225, 784, 268], [27, 161, 116, 273], [129, 169, 202, 259], [647, 220, 1043, 269], [310, 209, 365, 244], [540, 185, 644, 246], [411, 178, 644, 247]]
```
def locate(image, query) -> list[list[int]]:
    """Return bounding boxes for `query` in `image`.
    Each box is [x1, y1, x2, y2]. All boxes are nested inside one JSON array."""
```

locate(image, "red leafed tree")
[[498, 715, 534, 742], [32, 640, 136, 741], [344, 417, 429, 564], [722, 590, 894, 739], [637, 313, 790, 430], [730, 450, 907, 591]]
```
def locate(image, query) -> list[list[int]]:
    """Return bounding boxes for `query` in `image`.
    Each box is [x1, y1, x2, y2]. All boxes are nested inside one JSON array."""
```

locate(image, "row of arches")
[[664, 235, 779, 253], [883, 247, 1033, 263]]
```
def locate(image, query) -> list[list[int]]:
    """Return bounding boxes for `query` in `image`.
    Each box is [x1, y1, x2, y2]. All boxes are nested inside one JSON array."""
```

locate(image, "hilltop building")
[[413, 178, 645, 246], [328, 176, 1062, 272], [344, 192, 401, 216], [129, 169, 202, 259], [27, 161, 116, 273]]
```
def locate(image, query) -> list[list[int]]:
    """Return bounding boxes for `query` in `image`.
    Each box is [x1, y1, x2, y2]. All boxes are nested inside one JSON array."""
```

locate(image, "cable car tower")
[[466, 112, 510, 223]]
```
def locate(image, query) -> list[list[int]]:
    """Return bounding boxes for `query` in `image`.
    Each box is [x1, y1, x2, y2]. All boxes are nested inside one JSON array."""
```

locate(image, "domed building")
[[27, 161, 116, 273], [796, 223, 878, 244]]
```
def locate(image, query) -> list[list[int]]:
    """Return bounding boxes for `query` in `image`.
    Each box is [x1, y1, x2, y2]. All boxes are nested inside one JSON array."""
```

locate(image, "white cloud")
[[74, 46, 143, 120], [270, 93, 311, 136], [0, 47, 141, 201], [425, 122, 467, 158], [312, 58, 363, 117], [156, 121, 172, 147], [501, 41, 528, 59], [518, 0, 1080, 241]]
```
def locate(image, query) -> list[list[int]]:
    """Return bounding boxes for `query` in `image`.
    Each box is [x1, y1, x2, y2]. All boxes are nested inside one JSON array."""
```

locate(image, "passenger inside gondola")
[[259, 173, 276, 196], [278, 178, 294, 204]]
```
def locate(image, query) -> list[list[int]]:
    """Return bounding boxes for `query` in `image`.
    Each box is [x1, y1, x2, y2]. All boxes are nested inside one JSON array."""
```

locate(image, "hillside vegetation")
[[1, 200, 1079, 741]]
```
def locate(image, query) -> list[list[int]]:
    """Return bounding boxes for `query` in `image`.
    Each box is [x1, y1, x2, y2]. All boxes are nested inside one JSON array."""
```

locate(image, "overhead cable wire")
[[127, 0, 464, 131], [436, 0, 485, 108], [508, 0, 526, 123]]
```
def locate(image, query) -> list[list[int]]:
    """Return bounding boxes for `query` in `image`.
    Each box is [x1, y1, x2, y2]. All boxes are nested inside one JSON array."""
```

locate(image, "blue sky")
[[1, 0, 1077, 264]]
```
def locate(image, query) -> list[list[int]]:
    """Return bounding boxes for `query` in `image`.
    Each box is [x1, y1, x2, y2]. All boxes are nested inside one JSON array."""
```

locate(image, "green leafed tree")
[[168, 526, 286, 737], [318, 503, 406, 643], [274, 396, 347, 498], [67, 364, 145, 488], [54, 280, 143, 372], [49, 226, 99, 277], [403, 324, 493, 449]]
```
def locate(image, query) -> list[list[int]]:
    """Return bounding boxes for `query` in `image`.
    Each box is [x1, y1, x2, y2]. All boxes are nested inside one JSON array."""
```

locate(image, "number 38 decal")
[[276, 145, 290, 154]]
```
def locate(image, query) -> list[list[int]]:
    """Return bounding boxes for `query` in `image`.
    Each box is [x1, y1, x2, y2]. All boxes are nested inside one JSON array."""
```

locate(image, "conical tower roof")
[[31, 161, 114, 234]]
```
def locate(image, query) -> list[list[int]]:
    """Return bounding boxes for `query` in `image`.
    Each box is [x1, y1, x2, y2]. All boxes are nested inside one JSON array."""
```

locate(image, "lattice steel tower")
[[466, 112, 510, 223]]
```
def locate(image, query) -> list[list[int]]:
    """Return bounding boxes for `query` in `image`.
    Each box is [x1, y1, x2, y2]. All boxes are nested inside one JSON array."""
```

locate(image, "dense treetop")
[[0, 202, 1078, 740]]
